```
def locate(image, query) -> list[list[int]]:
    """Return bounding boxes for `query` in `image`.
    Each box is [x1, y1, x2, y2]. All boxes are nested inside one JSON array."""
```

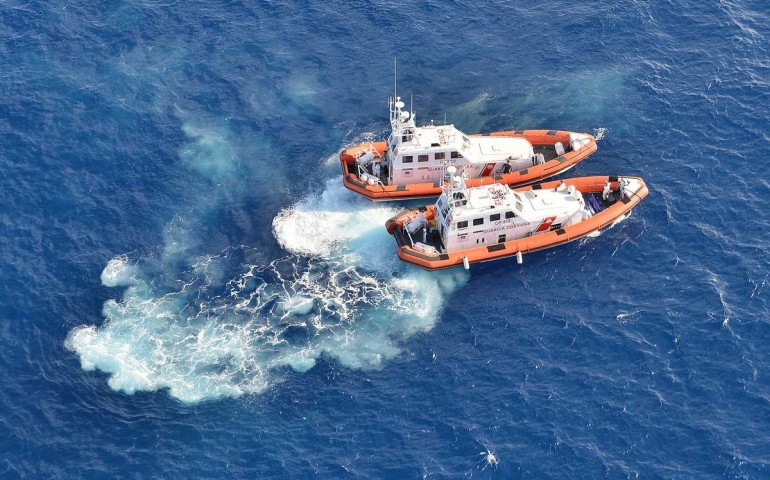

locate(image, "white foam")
[[479, 448, 500, 471], [595, 127, 607, 141], [100, 255, 137, 287], [269, 180, 468, 369], [324, 151, 341, 167], [66, 271, 274, 403], [611, 212, 629, 228], [68, 171, 467, 403], [272, 179, 396, 262]]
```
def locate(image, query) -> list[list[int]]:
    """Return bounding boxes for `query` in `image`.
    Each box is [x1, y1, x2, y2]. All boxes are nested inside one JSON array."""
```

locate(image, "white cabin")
[[357, 96, 548, 186], [388, 98, 536, 185], [424, 176, 589, 253]]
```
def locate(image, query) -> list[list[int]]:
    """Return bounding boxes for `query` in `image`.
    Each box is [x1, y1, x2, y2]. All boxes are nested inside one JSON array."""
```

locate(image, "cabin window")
[[431, 143, 440, 147], [402, 155, 413, 163], [505, 211, 516, 219], [473, 218, 484, 226], [435, 152, 445, 160], [490, 213, 500, 222], [456, 221, 468, 229], [451, 151, 463, 159], [418, 154, 429, 162]]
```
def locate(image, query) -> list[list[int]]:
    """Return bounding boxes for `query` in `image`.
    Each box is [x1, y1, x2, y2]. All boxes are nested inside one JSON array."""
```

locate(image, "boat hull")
[[341, 130, 597, 202], [385, 176, 648, 270]]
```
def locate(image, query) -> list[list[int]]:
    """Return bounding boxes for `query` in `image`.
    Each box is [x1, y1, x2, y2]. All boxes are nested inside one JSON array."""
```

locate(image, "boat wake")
[[270, 179, 468, 366], [66, 135, 467, 402]]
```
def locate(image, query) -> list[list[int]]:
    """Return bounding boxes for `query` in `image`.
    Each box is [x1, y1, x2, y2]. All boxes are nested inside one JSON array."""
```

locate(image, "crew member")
[[502, 158, 512, 174], [602, 182, 612, 201]]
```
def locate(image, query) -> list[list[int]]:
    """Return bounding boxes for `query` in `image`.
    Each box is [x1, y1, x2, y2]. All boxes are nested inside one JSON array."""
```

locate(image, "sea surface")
[[1, 0, 769, 478]]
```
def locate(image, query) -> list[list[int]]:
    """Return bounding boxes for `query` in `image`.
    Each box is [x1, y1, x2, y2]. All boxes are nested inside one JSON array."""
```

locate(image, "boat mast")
[[394, 57, 397, 102], [389, 58, 400, 129], [389, 58, 415, 141]]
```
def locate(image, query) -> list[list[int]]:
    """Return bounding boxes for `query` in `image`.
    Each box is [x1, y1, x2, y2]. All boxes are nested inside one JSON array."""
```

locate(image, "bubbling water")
[[67, 179, 467, 403]]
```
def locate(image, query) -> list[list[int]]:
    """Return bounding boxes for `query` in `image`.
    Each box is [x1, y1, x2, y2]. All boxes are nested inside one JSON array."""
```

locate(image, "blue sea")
[[2, 0, 769, 478]]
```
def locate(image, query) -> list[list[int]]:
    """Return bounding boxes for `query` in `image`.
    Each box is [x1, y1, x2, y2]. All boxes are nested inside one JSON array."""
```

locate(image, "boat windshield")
[[461, 135, 471, 154]]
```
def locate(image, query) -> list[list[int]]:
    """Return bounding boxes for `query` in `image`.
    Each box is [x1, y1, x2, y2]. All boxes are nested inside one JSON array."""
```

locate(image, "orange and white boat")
[[385, 170, 648, 270], [340, 93, 597, 201]]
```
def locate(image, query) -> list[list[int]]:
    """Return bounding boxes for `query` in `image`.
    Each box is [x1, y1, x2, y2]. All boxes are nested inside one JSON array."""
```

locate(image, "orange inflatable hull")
[[385, 176, 648, 270], [340, 130, 597, 201]]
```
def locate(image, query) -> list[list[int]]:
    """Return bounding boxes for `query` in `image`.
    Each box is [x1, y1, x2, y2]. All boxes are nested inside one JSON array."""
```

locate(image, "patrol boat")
[[385, 169, 648, 270], [340, 93, 597, 201]]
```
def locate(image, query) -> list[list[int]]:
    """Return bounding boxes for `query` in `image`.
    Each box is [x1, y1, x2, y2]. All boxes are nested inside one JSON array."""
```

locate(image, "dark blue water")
[[2, 0, 769, 478]]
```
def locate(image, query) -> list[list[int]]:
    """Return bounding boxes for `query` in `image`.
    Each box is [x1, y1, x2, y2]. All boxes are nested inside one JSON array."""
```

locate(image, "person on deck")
[[502, 158, 512, 174], [602, 181, 612, 201]]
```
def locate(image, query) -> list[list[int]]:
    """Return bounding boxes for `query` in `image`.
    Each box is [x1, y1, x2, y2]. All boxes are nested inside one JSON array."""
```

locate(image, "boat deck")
[[394, 224, 444, 252], [533, 145, 559, 162]]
